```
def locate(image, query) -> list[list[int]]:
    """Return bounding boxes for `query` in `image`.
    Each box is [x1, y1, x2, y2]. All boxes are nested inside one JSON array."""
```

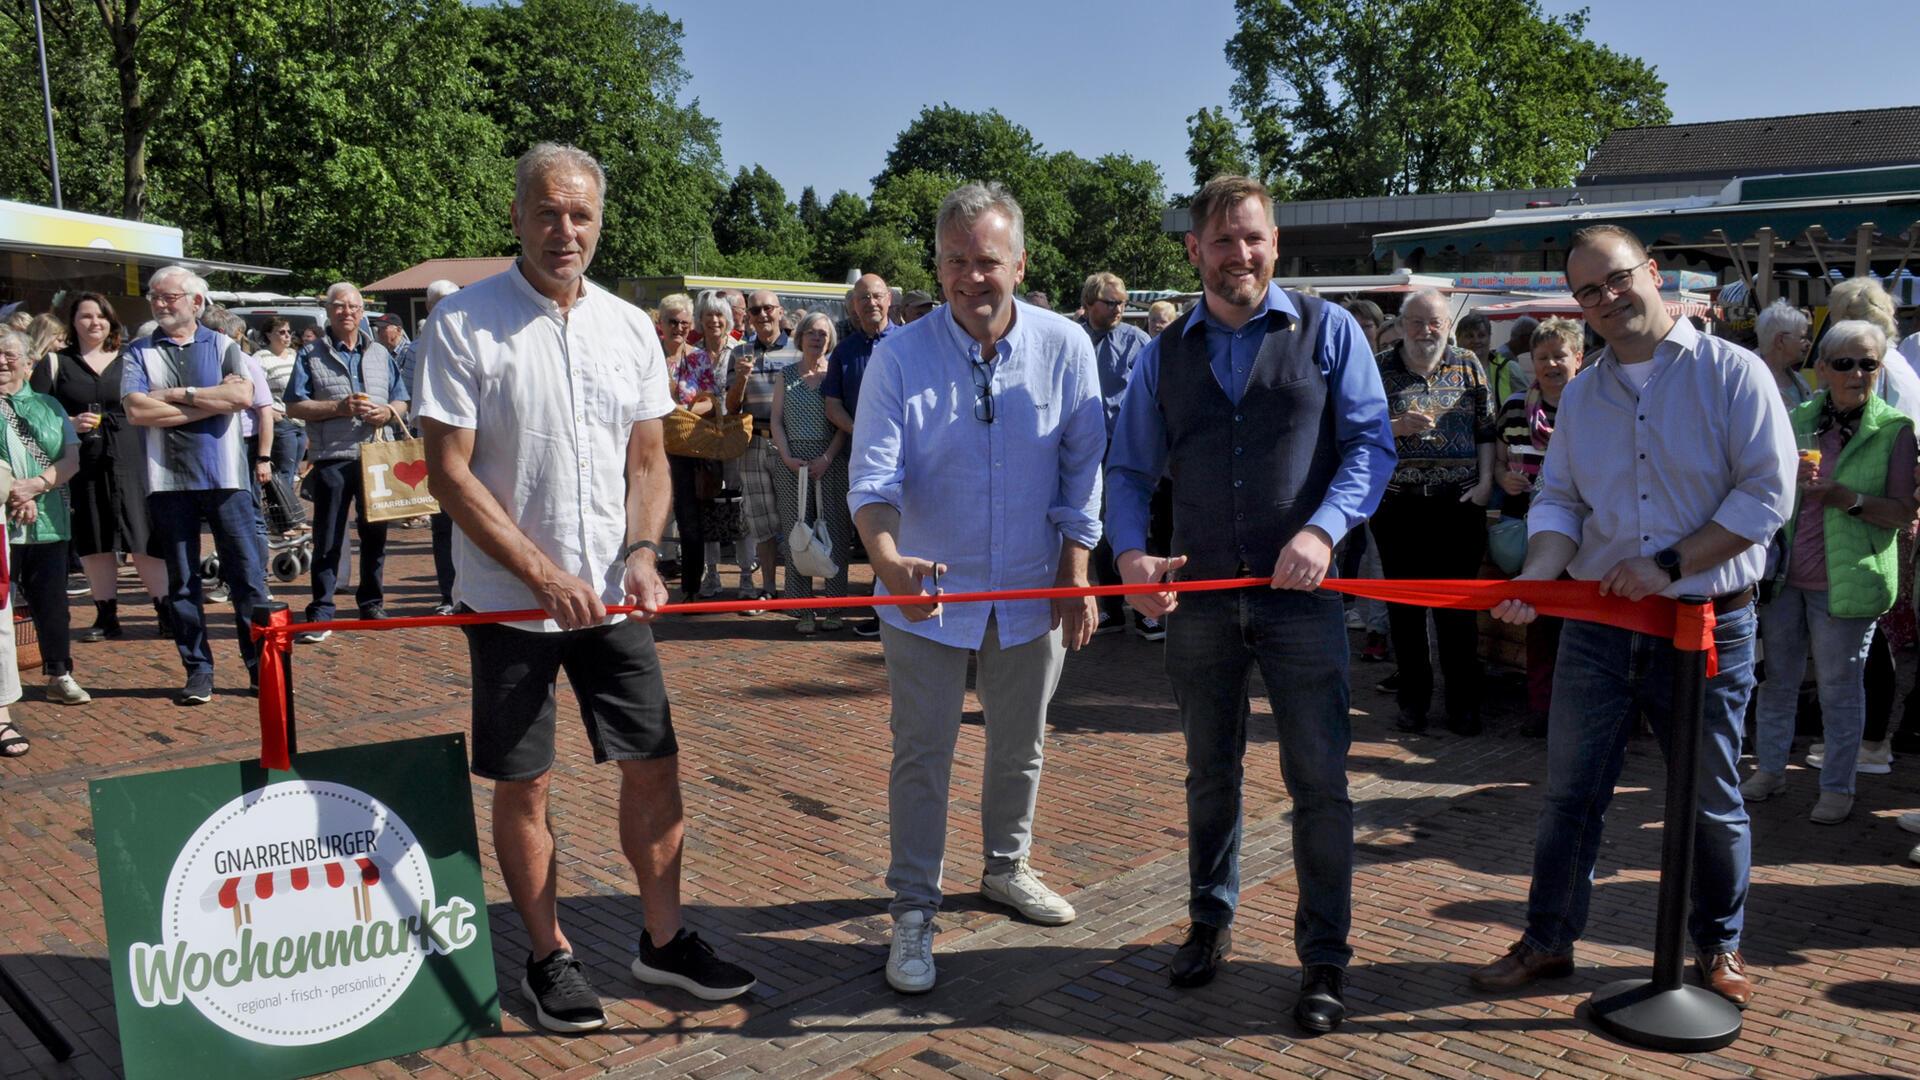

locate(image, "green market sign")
[[92, 734, 499, 1079]]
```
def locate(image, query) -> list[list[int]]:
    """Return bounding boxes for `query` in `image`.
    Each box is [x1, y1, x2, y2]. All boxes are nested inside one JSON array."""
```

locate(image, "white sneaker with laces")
[[46, 674, 90, 705], [1898, 811, 1920, 836], [886, 910, 936, 994], [1739, 769, 1785, 802], [980, 858, 1077, 925]]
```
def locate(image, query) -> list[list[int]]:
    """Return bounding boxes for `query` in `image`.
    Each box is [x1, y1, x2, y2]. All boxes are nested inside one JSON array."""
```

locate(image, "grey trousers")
[[881, 616, 1065, 919]]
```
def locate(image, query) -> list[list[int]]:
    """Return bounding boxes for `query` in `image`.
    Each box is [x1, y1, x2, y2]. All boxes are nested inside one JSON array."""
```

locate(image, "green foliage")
[[1184, 106, 1252, 194], [1056, 154, 1196, 295], [1225, 0, 1670, 199], [710, 164, 811, 279]]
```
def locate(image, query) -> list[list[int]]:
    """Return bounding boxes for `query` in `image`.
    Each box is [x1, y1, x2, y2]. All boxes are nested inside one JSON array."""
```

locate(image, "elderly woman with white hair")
[[1754, 299, 1813, 407], [1823, 276, 1920, 769], [1744, 320, 1918, 824], [0, 328, 88, 706]]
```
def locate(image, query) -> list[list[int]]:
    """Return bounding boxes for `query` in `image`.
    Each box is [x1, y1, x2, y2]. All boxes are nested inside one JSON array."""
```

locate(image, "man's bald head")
[[851, 274, 891, 336], [746, 289, 784, 341]]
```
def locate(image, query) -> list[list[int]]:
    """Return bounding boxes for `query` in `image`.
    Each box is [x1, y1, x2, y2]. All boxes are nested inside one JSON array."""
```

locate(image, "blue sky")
[[662, 1, 1918, 204]]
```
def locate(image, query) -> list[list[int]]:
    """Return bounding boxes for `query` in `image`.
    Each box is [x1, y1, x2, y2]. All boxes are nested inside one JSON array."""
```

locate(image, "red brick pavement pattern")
[[3, 535, 1919, 1078]]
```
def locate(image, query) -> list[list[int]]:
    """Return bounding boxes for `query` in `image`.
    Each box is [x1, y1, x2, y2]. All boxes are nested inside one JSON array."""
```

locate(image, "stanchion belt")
[[252, 578, 1717, 771]]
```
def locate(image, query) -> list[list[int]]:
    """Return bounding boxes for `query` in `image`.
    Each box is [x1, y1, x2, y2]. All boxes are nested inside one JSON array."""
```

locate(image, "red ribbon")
[[250, 577, 1715, 770]]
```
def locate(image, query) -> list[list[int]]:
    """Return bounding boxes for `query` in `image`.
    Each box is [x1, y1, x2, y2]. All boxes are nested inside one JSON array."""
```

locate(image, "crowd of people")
[[9, 139, 1920, 1042]]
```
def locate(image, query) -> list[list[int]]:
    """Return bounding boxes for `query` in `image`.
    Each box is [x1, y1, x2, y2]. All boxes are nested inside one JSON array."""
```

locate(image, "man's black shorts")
[[462, 614, 677, 781]]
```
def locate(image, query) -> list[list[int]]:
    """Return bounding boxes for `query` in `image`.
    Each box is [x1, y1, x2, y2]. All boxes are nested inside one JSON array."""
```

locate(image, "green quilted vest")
[[1785, 392, 1911, 619]]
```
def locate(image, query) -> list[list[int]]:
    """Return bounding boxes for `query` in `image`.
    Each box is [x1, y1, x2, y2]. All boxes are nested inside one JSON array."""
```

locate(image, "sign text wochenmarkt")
[[92, 734, 499, 1079]]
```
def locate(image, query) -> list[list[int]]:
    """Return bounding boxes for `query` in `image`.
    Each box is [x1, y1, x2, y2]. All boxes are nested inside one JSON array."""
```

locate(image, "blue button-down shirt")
[[1082, 319, 1150, 439], [848, 301, 1107, 649], [822, 325, 888, 421], [1530, 317, 1795, 598], [1104, 284, 1395, 556]]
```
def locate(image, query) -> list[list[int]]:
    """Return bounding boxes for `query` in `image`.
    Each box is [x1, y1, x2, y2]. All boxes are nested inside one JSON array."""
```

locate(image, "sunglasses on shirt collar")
[[1824, 356, 1881, 373]]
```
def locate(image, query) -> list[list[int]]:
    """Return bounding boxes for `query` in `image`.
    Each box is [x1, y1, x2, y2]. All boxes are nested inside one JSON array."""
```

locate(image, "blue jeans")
[[147, 488, 270, 678], [304, 458, 389, 620], [1754, 585, 1874, 793], [269, 419, 305, 496], [1165, 587, 1353, 967], [1524, 601, 1758, 956]]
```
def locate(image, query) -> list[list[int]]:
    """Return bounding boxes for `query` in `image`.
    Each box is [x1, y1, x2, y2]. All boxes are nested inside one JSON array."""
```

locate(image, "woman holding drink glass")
[[37, 293, 166, 643], [1743, 320, 1919, 824]]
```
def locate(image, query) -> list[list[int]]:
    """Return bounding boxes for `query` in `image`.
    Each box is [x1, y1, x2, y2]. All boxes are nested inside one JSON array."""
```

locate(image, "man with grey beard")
[[1371, 289, 1495, 735]]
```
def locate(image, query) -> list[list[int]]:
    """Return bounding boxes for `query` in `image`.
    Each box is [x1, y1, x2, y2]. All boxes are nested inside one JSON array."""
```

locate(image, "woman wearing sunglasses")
[[1744, 320, 1919, 823]]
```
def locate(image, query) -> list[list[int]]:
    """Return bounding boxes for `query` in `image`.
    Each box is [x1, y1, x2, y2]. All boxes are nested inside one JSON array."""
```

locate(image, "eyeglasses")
[[1093, 297, 1127, 308], [748, 304, 780, 315], [1572, 259, 1652, 308], [969, 357, 994, 424], [328, 302, 364, 312], [147, 290, 189, 305], [1825, 356, 1882, 373], [663, 318, 693, 328]]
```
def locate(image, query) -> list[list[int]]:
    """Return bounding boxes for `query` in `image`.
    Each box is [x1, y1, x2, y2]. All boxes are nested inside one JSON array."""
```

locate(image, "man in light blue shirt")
[[1078, 270, 1153, 636], [1474, 224, 1795, 1010], [1103, 175, 1393, 1035], [849, 182, 1106, 996]]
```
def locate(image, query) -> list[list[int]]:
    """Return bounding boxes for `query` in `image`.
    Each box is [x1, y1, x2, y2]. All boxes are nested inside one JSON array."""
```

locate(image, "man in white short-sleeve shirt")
[[415, 142, 755, 1034]]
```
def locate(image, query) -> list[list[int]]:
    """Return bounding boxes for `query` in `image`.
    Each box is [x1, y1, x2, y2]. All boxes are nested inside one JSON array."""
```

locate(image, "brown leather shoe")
[[1469, 939, 1575, 991], [1697, 950, 1753, 1008]]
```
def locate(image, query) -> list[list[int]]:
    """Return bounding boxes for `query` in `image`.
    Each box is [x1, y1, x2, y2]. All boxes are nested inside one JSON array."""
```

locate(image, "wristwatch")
[[1847, 492, 1867, 517], [619, 539, 662, 561], [254, 456, 273, 465], [1654, 547, 1683, 582]]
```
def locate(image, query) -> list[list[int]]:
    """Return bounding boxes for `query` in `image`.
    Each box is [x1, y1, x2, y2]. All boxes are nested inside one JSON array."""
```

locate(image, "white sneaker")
[[1739, 769, 1786, 802], [886, 910, 936, 994], [1897, 811, 1920, 836], [980, 858, 1077, 925], [1909, 842, 1920, 867], [1857, 740, 1894, 775], [46, 674, 90, 705], [1811, 791, 1854, 825]]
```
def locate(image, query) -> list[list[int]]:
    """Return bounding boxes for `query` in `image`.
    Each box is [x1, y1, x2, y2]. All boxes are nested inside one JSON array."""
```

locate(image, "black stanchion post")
[[1589, 597, 1741, 1051], [255, 602, 296, 760]]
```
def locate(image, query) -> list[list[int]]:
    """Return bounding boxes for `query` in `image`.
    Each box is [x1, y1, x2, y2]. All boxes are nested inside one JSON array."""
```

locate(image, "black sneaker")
[[359, 604, 389, 622], [630, 929, 756, 1001], [851, 618, 881, 638], [520, 949, 606, 1033], [174, 672, 214, 706]]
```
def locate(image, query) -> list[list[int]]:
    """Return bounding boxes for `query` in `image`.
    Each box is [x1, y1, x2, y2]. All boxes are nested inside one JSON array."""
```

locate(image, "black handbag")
[[699, 492, 743, 544]]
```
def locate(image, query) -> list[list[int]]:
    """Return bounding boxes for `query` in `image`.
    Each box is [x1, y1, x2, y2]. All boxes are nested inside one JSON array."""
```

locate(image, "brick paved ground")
[[5, 534, 1920, 1078]]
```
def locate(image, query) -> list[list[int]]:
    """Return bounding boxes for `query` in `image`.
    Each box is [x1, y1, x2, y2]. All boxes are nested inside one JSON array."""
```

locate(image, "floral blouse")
[[667, 348, 721, 408]]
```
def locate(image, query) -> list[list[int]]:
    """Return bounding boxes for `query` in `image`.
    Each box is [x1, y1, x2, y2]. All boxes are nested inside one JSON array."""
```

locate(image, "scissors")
[[931, 564, 943, 627]]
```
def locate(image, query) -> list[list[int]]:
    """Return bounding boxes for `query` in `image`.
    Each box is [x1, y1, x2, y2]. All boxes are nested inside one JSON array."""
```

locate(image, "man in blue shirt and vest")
[[1106, 175, 1395, 1035]]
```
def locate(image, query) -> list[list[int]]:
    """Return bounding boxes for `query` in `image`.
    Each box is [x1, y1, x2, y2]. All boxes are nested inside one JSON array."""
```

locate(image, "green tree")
[[710, 164, 810, 279], [145, 0, 512, 284], [797, 184, 821, 234], [807, 189, 869, 283], [0, 1, 122, 213], [1184, 106, 1251, 192], [476, 0, 724, 280], [1225, 0, 1669, 199], [874, 104, 1072, 299], [1058, 154, 1196, 293]]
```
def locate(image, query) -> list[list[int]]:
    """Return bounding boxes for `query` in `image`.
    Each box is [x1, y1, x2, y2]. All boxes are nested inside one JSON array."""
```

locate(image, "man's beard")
[[1208, 264, 1269, 307], [1403, 336, 1447, 365]]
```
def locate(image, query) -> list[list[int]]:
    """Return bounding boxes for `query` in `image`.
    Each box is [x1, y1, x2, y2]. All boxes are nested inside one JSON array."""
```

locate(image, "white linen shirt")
[[1529, 317, 1795, 599], [414, 264, 675, 630]]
